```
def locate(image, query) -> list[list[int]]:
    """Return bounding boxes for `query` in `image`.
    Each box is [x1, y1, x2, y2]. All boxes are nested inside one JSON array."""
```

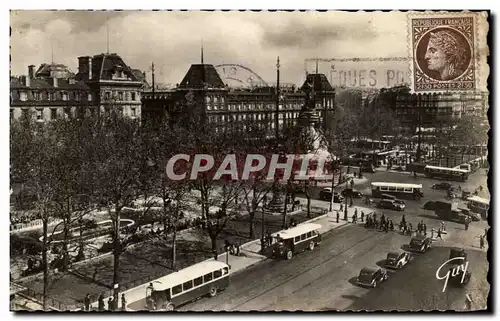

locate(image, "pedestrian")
[[108, 297, 114, 311], [360, 211, 364, 222], [236, 242, 241, 256], [121, 294, 127, 311], [98, 294, 105, 311], [336, 211, 339, 223], [423, 224, 427, 236], [340, 203, 344, 211], [479, 235, 485, 249], [349, 197, 354, 207], [354, 208, 358, 217], [84, 293, 91, 311], [437, 229, 443, 240], [441, 221, 446, 232], [431, 228, 435, 239], [213, 249, 218, 261]]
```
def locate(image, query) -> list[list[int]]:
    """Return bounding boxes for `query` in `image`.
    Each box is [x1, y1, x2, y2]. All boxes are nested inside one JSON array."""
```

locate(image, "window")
[[194, 277, 203, 287], [388, 186, 397, 191], [105, 92, 111, 100], [65, 108, 71, 119], [118, 91, 123, 101], [20, 91, 27, 101], [36, 109, 43, 121], [51, 108, 57, 120], [294, 236, 300, 243], [172, 285, 183, 295], [88, 93, 92, 101], [131, 107, 137, 117], [10, 109, 14, 121], [396, 187, 405, 192], [307, 232, 312, 238], [300, 234, 306, 241], [62, 92, 68, 101], [214, 269, 222, 278], [380, 186, 388, 191], [222, 267, 229, 275], [404, 188, 413, 193], [203, 273, 213, 283], [183, 280, 193, 291]]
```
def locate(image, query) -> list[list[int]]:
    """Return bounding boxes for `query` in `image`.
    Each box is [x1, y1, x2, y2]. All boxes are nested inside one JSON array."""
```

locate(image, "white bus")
[[467, 196, 489, 219], [371, 182, 423, 200], [424, 165, 469, 182], [145, 260, 230, 311]]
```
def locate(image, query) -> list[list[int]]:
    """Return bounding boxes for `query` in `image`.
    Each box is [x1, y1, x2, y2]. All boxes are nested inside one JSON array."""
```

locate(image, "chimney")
[[78, 56, 92, 80], [88, 57, 92, 80], [27, 65, 35, 87]]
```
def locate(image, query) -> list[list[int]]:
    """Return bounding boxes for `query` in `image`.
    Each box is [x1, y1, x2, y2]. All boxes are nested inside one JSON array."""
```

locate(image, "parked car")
[[432, 182, 452, 190], [409, 235, 432, 252], [356, 267, 388, 288], [461, 190, 472, 200], [377, 199, 405, 211], [385, 251, 412, 269], [341, 188, 363, 198], [319, 188, 343, 203]]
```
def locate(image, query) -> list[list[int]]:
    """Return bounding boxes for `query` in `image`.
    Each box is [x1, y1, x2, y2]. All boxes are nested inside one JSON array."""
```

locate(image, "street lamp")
[[344, 179, 348, 221]]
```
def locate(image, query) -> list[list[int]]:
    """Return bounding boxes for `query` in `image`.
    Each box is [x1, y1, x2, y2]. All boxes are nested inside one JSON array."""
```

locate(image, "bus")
[[371, 182, 423, 200], [466, 196, 490, 219], [145, 260, 230, 311], [271, 223, 322, 260], [424, 165, 469, 182]]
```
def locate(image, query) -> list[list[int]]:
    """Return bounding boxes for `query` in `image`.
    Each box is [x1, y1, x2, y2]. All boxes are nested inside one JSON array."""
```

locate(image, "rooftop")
[[179, 64, 226, 89]]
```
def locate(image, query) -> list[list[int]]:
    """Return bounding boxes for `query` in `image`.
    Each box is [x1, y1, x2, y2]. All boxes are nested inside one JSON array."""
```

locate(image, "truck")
[[433, 201, 468, 223]]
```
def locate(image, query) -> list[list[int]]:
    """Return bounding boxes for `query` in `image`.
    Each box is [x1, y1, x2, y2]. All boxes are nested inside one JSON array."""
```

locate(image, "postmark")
[[408, 13, 484, 93]]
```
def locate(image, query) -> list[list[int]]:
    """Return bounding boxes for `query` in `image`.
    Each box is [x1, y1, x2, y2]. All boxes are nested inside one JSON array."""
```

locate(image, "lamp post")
[[344, 179, 348, 221], [261, 196, 267, 253]]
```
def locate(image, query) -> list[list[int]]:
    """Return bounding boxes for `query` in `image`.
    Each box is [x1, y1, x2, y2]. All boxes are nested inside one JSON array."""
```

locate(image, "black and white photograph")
[[8, 8, 491, 312]]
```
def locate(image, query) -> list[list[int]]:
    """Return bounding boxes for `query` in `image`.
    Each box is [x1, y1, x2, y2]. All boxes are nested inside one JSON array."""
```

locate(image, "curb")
[[230, 257, 269, 277]]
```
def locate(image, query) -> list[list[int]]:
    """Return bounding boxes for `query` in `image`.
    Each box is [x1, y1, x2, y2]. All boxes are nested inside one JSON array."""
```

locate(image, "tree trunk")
[[112, 207, 121, 306], [249, 210, 255, 239], [62, 219, 70, 271], [304, 184, 312, 218], [210, 234, 217, 253], [282, 193, 288, 229], [171, 224, 177, 270], [42, 219, 49, 311]]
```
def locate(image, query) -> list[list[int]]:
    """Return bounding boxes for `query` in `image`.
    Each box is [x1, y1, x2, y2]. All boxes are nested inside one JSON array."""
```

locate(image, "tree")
[[11, 113, 59, 310], [91, 107, 143, 305]]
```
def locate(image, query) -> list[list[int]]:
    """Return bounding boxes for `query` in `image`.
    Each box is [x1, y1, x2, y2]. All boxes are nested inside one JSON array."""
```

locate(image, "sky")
[[10, 10, 415, 86]]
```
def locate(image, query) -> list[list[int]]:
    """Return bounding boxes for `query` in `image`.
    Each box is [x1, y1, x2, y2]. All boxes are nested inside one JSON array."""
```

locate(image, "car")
[[341, 188, 363, 198], [432, 182, 452, 190], [409, 235, 432, 252], [448, 266, 472, 287], [377, 199, 405, 211], [356, 267, 388, 288], [319, 188, 343, 203], [449, 248, 468, 262], [361, 165, 376, 173], [385, 251, 412, 269]]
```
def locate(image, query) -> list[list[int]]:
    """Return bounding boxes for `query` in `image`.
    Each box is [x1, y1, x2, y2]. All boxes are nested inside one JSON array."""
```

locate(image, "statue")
[[302, 78, 316, 111]]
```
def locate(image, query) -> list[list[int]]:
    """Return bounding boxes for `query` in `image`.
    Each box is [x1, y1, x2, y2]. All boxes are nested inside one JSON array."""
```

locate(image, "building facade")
[[10, 63, 91, 122], [141, 63, 336, 134], [391, 87, 489, 126], [75, 53, 146, 119], [10, 53, 147, 122]]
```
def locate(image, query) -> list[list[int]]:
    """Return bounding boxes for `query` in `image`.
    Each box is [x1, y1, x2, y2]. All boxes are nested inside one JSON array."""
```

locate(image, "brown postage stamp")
[[408, 12, 489, 93]]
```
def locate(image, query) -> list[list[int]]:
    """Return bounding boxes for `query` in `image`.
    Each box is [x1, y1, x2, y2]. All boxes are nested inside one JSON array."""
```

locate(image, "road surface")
[[178, 223, 488, 311]]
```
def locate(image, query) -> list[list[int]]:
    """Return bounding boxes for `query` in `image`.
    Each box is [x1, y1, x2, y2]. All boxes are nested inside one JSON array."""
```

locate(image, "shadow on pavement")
[[341, 294, 361, 301], [418, 213, 440, 220]]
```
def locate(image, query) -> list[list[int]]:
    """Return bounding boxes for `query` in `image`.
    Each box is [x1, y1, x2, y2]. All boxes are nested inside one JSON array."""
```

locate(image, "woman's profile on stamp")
[[423, 30, 470, 81]]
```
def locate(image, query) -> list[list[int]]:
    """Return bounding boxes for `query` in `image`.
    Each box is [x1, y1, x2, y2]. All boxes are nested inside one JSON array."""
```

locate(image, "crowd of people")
[[83, 293, 127, 312]]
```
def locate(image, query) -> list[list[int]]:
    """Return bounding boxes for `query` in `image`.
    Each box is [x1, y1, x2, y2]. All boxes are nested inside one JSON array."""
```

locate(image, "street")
[[174, 169, 489, 312], [177, 224, 488, 311]]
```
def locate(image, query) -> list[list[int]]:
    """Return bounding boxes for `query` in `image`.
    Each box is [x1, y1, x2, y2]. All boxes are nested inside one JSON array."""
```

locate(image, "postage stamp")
[[407, 12, 488, 93]]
